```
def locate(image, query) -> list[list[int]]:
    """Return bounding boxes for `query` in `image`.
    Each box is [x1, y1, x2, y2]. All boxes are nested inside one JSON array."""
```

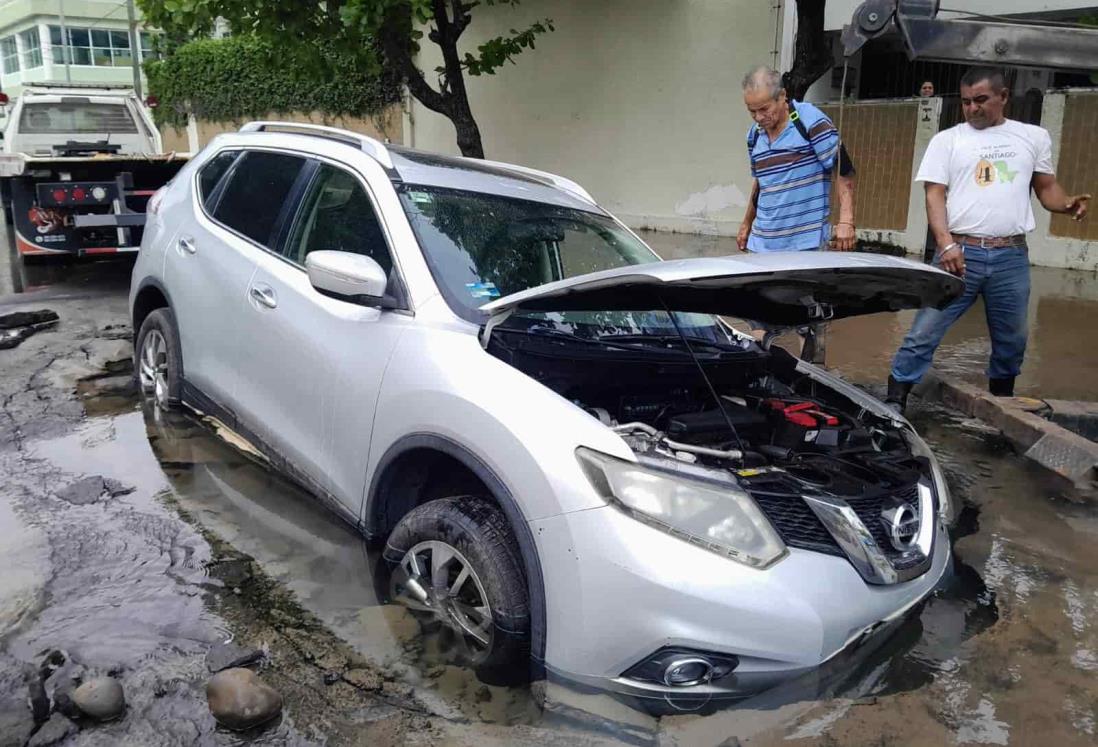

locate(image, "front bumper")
[[531, 503, 950, 700]]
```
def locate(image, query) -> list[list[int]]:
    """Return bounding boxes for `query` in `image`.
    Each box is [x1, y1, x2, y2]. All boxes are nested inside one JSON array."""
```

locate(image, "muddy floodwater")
[[2, 238, 1097, 745]]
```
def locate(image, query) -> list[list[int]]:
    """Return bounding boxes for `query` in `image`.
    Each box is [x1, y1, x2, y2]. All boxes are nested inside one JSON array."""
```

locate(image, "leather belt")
[[951, 233, 1026, 248]]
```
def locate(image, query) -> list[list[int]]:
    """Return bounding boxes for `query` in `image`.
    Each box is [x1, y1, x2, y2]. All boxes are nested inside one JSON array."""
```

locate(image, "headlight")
[[904, 430, 953, 525], [576, 447, 787, 569]]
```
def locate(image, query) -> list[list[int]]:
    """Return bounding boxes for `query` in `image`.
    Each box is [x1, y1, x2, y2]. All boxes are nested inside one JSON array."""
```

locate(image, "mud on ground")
[[0, 295, 618, 747]]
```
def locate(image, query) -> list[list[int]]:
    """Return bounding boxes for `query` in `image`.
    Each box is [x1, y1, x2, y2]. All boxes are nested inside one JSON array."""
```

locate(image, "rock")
[[38, 651, 66, 681], [72, 677, 125, 721], [474, 686, 492, 703], [23, 668, 49, 723], [205, 642, 263, 674], [0, 310, 59, 330], [0, 705, 36, 747], [715, 738, 743, 747], [206, 668, 283, 731], [343, 668, 382, 692], [54, 476, 134, 506], [27, 713, 78, 747]]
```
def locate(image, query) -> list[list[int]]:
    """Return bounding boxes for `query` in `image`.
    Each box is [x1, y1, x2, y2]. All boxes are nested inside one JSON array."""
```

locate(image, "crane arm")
[[842, 0, 1098, 71]]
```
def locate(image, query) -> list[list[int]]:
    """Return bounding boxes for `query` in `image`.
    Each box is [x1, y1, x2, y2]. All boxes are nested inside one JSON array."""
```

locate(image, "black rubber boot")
[[885, 376, 914, 413], [989, 377, 1015, 397]]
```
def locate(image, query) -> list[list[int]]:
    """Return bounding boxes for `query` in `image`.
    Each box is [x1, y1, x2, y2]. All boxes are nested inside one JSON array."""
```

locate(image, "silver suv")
[[130, 122, 962, 701]]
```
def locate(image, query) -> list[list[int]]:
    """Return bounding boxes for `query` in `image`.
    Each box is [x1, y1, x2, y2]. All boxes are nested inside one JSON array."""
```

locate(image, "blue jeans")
[[891, 244, 1030, 383]]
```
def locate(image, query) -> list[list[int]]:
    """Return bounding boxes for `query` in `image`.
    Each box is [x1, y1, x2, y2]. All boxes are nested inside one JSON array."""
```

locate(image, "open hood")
[[480, 252, 963, 327]]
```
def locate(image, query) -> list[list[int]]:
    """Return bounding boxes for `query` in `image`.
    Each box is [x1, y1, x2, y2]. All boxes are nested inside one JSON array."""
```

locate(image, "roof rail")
[[238, 121, 394, 170], [478, 157, 597, 205]]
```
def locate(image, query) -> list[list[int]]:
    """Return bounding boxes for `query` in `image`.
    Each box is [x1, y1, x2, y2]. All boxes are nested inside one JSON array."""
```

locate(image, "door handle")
[[250, 285, 277, 309], [178, 236, 197, 254]]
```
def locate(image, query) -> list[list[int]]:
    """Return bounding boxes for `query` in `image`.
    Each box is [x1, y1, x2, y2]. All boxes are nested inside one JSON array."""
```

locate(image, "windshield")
[[398, 185, 727, 340], [19, 102, 138, 134]]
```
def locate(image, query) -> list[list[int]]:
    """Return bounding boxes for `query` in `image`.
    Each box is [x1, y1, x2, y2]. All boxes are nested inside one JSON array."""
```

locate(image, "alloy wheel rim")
[[390, 540, 495, 664], [139, 329, 169, 408]]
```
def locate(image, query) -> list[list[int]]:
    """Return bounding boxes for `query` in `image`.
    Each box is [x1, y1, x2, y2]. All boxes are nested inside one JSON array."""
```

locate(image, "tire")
[[384, 496, 530, 682], [135, 307, 183, 411]]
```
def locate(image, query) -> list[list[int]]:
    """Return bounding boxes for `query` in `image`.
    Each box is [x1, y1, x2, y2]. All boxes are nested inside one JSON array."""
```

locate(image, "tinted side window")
[[197, 150, 239, 208], [212, 151, 305, 247], [283, 164, 393, 276]]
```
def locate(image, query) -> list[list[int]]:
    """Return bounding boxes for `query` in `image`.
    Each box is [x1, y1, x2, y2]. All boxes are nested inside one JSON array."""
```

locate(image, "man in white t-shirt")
[[886, 67, 1090, 412]]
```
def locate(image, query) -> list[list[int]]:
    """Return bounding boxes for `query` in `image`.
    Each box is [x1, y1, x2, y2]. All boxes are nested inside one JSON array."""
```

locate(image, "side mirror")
[[305, 250, 393, 307]]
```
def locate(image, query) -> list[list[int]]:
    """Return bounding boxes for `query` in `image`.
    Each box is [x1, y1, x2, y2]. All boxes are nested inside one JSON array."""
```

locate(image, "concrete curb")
[[920, 373, 1098, 490]]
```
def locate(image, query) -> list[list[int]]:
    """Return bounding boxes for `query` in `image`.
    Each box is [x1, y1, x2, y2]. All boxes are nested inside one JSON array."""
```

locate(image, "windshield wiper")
[[504, 326, 684, 354], [595, 333, 741, 352]]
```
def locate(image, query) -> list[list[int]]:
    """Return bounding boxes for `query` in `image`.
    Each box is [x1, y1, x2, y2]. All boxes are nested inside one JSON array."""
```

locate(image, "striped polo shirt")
[[746, 100, 839, 252]]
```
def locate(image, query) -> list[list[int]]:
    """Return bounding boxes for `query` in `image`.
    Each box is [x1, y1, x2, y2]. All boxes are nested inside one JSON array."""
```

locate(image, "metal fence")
[[820, 101, 919, 232]]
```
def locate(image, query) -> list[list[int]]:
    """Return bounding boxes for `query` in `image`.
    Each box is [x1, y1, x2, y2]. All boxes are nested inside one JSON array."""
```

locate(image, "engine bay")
[[488, 326, 929, 502]]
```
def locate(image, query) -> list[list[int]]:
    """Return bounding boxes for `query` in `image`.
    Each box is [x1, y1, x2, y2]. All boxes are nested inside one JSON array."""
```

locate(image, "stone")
[[27, 713, 78, 747], [0, 310, 59, 330], [343, 668, 382, 692], [23, 667, 49, 723], [474, 685, 492, 703], [205, 642, 263, 673], [72, 677, 125, 721], [206, 668, 283, 731], [0, 705, 36, 747], [54, 476, 134, 505]]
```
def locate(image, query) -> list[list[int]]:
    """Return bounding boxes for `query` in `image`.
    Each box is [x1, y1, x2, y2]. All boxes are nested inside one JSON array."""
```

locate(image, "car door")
[[173, 148, 309, 413], [163, 148, 254, 408], [232, 159, 411, 514]]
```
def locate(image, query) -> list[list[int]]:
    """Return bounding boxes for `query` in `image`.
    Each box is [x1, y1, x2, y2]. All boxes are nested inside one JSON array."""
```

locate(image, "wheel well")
[[371, 448, 495, 536], [132, 285, 168, 336], [369, 440, 548, 670]]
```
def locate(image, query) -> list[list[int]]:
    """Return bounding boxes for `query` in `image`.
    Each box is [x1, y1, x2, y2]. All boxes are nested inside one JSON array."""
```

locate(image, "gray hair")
[[742, 66, 782, 98]]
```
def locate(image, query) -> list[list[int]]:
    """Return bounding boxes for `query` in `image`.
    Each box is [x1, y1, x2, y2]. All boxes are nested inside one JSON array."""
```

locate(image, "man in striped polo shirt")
[[737, 66, 856, 253]]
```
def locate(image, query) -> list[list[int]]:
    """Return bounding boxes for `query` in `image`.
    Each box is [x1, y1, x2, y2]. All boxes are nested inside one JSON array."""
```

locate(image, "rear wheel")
[[385, 496, 530, 681], [135, 308, 183, 411]]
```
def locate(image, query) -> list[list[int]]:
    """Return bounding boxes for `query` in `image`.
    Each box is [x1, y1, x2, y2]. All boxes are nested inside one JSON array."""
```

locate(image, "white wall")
[[406, 0, 781, 236]]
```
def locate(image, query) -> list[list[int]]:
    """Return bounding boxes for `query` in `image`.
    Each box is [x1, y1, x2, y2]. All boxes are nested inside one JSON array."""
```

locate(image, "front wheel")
[[135, 308, 183, 411], [384, 496, 530, 681]]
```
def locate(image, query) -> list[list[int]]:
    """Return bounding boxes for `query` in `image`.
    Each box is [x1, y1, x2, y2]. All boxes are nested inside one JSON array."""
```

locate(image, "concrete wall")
[[406, 0, 782, 236], [158, 106, 404, 156]]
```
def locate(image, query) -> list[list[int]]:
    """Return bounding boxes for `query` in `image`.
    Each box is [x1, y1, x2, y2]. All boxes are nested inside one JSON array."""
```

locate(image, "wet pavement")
[[1, 242, 1097, 745]]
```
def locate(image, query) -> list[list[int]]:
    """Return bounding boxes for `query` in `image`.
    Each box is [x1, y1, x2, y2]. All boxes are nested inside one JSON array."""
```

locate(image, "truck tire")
[[384, 496, 530, 682], [135, 308, 183, 410]]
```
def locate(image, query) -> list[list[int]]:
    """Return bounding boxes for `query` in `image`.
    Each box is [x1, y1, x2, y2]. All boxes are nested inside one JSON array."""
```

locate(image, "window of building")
[[20, 28, 42, 69], [49, 25, 137, 67], [0, 36, 20, 75]]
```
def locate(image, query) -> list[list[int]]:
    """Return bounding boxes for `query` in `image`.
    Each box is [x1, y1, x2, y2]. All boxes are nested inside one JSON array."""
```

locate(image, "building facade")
[[0, 0, 154, 99]]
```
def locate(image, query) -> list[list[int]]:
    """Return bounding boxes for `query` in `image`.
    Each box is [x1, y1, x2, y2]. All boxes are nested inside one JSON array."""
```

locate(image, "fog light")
[[663, 658, 713, 687], [622, 647, 739, 687]]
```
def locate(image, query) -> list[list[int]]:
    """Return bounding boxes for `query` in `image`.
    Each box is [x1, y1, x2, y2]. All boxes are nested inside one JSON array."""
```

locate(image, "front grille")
[[750, 492, 844, 557], [745, 479, 925, 568]]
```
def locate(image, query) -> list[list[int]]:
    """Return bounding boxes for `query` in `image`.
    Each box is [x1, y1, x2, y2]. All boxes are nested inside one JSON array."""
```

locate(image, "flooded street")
[[1, 241, 1097, 745]]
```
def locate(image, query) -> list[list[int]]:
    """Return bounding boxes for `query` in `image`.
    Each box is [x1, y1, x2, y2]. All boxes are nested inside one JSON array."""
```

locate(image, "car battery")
[[763, 399, 845, 450]]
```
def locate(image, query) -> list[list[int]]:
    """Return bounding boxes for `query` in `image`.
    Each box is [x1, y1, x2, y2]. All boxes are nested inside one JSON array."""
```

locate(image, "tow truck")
[[842, 0, 1098, 70], [0, 83, 187, 289]]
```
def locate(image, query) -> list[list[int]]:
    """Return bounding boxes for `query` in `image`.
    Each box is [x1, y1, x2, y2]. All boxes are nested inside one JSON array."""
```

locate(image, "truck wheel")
[[135, 308, 183, 410], [385, 496, 530, 681]]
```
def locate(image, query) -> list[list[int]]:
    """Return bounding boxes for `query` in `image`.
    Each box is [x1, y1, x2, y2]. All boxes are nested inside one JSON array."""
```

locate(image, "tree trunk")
[[382, 1, 487, 158], [450, 97, 485, 158], [786, 0, 833, 101]]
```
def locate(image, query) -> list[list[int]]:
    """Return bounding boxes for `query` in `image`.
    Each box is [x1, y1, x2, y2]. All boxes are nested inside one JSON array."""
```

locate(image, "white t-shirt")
[[915, 119, 1054, 237]]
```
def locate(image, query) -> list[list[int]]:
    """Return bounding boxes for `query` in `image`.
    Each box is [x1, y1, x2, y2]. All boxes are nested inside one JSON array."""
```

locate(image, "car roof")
[[229, 122, 604, 214]]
